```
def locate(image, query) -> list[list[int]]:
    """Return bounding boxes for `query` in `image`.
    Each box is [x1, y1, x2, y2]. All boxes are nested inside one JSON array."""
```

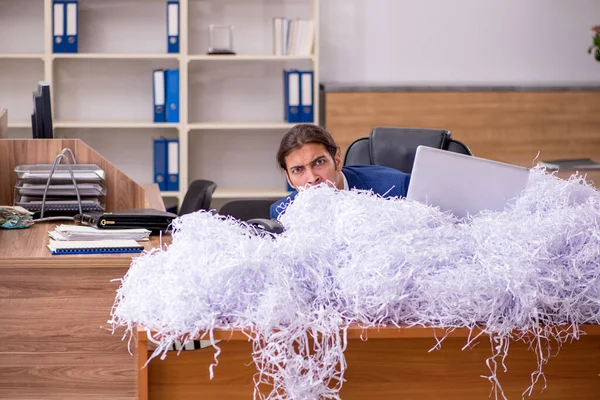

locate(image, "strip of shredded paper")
[[109, 166, 600, 399]]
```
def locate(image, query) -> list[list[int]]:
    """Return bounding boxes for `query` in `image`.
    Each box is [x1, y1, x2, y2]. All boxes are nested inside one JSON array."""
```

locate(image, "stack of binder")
[[153, 138, 179, 191], [52, 0, 181, 55], [283, 69, 314, 123], [153, 69, 180, 123], [13, 164, 106, 215], [273, 18, 314, 56], [53, 0, 78, 53]]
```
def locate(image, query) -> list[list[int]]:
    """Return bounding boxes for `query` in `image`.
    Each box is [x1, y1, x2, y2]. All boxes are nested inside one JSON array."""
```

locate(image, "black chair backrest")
[[343, 137, 370, 166], [178, 179, 217, 216], [344, 127, 473, 173], [219, 199, 273, 221], [447, 139, 472, 155]]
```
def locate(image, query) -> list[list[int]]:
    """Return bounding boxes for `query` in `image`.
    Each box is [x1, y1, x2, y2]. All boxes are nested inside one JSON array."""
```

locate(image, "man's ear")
[[334, 148, 342, 171]]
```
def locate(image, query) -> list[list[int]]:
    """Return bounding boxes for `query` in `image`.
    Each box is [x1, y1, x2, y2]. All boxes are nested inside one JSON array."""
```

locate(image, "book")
[[47, 239, 144, 255]]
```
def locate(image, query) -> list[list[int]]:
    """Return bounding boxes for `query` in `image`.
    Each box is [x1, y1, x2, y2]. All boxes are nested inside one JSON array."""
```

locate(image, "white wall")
[[2, 0, 600, 194], [320, 0, 600, 85]]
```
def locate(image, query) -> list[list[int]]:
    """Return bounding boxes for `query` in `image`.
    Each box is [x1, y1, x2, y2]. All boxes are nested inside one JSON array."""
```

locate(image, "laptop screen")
[[406, 146, 531, 219]]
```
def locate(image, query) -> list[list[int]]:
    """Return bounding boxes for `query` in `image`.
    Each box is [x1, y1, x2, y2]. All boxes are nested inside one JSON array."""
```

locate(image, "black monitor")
[[31, 82, 54, 139]]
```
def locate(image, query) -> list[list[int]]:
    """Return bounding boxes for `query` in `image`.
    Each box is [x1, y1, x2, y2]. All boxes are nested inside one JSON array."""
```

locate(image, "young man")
[[270, 124, 411, 219]]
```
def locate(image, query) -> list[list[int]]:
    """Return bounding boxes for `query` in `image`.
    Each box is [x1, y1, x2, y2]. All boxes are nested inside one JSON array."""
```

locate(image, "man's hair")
[[276, 124, 339, 170]]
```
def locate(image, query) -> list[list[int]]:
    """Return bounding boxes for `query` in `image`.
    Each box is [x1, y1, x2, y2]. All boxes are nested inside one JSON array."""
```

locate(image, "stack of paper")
[[49, 224, 151, 241]]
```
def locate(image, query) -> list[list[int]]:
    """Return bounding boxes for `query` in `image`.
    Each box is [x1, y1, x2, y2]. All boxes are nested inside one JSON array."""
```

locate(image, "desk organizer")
[[14, 148, 106, 217]]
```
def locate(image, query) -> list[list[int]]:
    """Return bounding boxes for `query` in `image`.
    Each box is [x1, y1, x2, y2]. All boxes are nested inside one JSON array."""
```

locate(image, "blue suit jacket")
[[270, 165, 411, 219]]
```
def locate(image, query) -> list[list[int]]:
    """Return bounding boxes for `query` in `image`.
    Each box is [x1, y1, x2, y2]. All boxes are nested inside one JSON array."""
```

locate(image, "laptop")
[[406, 146, 531, 218]]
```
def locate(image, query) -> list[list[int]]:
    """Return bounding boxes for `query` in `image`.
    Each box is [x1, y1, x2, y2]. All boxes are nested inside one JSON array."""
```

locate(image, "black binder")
[[78, 208, 177, 233]]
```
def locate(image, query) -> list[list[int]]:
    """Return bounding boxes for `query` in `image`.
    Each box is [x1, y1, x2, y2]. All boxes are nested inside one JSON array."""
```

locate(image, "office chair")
[[218, 199, 273, 221], [344, 127, 472, 174], [178, 179, 217, 216], [219, 199, 284, 234]]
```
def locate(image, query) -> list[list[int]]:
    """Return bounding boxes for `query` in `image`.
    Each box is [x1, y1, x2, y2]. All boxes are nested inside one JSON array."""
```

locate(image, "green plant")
[[589, 25, 600, 62]]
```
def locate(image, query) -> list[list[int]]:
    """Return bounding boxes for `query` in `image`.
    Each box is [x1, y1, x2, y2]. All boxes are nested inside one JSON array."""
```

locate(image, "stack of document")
[[49, 224, 151, 241]]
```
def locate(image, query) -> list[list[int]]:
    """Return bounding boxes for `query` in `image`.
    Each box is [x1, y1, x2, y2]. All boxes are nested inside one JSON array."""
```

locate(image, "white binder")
[[53, 2, 65, 52], [167, 1, 180, 53]]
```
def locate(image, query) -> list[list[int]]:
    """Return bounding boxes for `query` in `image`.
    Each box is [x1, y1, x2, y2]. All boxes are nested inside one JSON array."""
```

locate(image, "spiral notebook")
[[47, 239, 144, 255]]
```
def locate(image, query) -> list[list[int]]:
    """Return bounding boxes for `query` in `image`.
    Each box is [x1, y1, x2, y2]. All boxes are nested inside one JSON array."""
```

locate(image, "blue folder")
[[153, 69, 166, 122], [165, 69, 180, 123], [153, 138, 168, 191], [283, 70, 301, 123], [166, 138, 180, 191], [167, 1, 180, 53], [300, 70, 314, 123], [64, 0, 78, 53], [52, 1, 66, 53]]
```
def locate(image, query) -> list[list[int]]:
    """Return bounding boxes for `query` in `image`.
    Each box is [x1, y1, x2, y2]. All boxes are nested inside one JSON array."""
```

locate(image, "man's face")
[[284, 143, 342, 190]]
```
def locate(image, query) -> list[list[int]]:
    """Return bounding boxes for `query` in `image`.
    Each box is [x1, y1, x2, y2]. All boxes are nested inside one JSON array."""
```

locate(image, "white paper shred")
[[109, 166, 600, 400]]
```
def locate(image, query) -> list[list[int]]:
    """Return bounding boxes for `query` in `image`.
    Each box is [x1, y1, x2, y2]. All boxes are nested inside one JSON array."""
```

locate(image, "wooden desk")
[[134, 172, 600, 399], [0, 185, 171, 400], [138, 325, 600, 399]]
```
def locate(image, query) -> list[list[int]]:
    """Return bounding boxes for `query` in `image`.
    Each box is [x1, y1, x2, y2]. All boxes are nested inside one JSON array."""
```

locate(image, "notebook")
[[49, 224, 151, 241], [406, 146, 531, 219], [47, 239, 144, 255]]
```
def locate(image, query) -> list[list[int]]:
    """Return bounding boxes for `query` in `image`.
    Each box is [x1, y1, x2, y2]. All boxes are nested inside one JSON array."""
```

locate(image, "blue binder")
[[52, 1, 66, 53], [300, 70, 314, 123], [166, 139, 180, 191], [167, 1, 180, 53], [165, 69, 180, 123], [153, 138, 168, 191], [283, 70, 301, 123], [153, 69, 166, 122], [64, 0, 78, 53]]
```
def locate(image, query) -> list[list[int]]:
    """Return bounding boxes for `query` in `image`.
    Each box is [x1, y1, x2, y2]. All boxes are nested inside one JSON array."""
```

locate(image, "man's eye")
[[315, 159, 325, 166], [291, 168, 301, 174]]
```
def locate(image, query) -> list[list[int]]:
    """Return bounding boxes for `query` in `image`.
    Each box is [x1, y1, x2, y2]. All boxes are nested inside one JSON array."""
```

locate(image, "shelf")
[[0, 53, 44, 60], [188, 54, 314, 62], [7, 122, 31, 128], [212, 188, 292, 199], [54, 121, 181, 129], [188, 122, 300, 130], [52, 53, 179, 60], [1, 0, 320, 201], [160, 191, 183, 198]]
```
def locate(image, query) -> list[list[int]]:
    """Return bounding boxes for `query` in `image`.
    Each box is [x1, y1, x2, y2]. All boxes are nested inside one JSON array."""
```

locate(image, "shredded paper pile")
[[109, 167, 600, 399]]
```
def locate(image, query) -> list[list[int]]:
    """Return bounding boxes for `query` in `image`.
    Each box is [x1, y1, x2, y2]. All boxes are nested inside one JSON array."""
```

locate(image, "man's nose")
[[306, 168, 319, 184]]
